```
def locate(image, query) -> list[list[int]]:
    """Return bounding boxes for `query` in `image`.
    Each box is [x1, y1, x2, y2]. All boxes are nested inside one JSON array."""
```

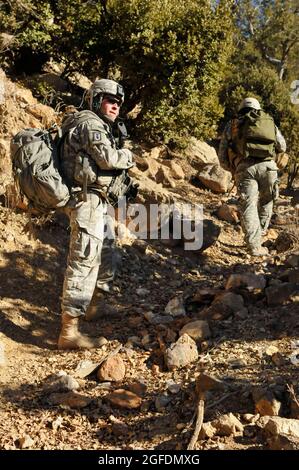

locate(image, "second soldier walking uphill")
[[218, 97, 286, 257]]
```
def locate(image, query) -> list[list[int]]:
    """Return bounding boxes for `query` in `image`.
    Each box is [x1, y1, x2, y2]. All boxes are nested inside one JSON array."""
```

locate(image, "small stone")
[[216, 204, 239, 224], [212, 413, 244, 436], [136, 288, 150, 296], [196, 164, 231, 193], [43, 372, 80, 393], [179, 320, 210, 341], [126, 336, 141, 346], [97, 355, 126, 382], [288, 269, 299, 284], [235, 307, 248, 319], [268, 434, 299, 450], [196, 373, 224, 393], [155, 394, 172, 411], [229, 359, 246, 369], [141, 334, 151, 346], [200, 291, 244, 321], [143, 311, 155, 322], [200, 340, 210, 352], [49, 392, 91, 408], [286, 253, 299, 268], [127, 381, 147, 397], [289, 351, 299, 366], [166, 380, 181, 394], [176, 423, 186, 430], [255, 395, 281, 417], [107, 389, 142, 409], [165, 334, 198, 370], [111, 422, 129, 437], [96, 382, 113, 391], [165, 296, 186, 317], [75, 360, 99, 378], [243, 425, 256, 438], [140, 400, 150, 413], [271, 352, 285, 366], [198, 421, 217, 439], [144, 313, 173, 325]]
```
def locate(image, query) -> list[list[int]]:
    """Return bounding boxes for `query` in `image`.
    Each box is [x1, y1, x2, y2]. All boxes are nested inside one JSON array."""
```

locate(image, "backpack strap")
[[60, 110, 124, 199], [227, 118, 242, 169], [82, 156, 89, 202]]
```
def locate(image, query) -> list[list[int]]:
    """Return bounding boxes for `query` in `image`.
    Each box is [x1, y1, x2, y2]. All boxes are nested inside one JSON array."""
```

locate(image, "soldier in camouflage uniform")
[[219, 97, 286, 257], [58, 79, 134, 349]]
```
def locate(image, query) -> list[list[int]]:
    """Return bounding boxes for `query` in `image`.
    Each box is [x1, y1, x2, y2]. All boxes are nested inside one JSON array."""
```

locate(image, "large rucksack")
[[11, 112, 137, 213], [234, 109, 277, 160], [11, 127, 70, 213]]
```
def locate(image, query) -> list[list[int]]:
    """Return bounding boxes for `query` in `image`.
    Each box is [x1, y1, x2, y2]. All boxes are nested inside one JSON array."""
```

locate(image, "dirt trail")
[[0, 182, 298, 450]]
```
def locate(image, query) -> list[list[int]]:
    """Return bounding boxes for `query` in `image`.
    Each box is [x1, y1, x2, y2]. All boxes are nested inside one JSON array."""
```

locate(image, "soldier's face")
[[100, 95, 121, 121]]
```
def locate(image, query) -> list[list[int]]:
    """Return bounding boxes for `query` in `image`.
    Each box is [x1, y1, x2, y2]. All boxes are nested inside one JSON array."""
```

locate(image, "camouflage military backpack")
[[11, 127, 70, 213], [234, 109, 277, 160]]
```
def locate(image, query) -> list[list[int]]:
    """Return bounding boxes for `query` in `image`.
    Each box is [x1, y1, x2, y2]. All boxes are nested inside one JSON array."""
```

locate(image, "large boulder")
[[183, 137, 219, 169], [196, 164, 232, 193], [163, 211, 221, 252]]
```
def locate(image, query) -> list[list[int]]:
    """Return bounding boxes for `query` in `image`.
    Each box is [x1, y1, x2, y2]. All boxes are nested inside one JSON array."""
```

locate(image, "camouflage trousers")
[[235, 159, 279, 251], [61, 193, 117, 318]]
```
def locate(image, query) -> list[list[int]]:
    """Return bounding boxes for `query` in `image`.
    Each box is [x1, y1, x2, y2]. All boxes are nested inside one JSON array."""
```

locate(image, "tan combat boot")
[[58, 313, 106, 349]]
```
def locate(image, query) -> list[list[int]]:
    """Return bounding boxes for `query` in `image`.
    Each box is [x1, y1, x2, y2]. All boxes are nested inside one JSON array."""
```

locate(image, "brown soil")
[[0, 182, 298, 451]]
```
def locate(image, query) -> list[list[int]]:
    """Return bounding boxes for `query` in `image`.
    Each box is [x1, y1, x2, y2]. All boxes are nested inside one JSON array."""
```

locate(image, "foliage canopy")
[[0, 0, 298, 169], [1, 0, 234, 146]]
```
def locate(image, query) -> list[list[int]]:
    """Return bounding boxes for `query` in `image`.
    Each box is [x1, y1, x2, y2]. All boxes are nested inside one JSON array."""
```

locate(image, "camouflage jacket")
[[61, 110, 134, 193]]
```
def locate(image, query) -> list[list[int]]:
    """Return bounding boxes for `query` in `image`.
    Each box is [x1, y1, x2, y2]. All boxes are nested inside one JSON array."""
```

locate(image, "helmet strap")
[[92, 94, 103, 113]]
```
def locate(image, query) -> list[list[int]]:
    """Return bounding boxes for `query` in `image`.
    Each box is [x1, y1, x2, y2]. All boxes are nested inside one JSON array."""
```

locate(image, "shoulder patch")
[[93, 131, 102, 141]]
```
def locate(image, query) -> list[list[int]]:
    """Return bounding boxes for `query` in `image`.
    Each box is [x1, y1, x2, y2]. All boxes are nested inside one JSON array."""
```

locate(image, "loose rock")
[[107, 389, 142, 410], [165, 334, 198, 370], [97, 355, 126, 382], [179, 320, 210, 341]]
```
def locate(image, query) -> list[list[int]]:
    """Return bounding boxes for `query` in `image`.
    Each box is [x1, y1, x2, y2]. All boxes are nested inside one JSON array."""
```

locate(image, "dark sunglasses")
[[104, 96, 121, 106]]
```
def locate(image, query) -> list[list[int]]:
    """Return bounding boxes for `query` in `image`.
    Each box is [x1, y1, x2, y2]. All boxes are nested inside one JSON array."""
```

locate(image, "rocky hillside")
[[0, 71, 298, 451]]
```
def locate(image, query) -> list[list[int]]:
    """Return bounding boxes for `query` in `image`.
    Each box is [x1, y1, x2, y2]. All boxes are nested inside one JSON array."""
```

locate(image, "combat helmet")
[[238, 97, 261, 112], [87, 79, 124, 114]]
